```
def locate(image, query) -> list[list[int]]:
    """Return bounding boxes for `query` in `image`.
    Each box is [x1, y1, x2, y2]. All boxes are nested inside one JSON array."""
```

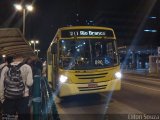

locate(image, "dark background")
[[0, 0, 160, 57]]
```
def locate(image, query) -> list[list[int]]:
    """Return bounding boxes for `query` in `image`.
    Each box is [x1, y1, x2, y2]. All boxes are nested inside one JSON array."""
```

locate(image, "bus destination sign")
[[61, 29, 114, 38]]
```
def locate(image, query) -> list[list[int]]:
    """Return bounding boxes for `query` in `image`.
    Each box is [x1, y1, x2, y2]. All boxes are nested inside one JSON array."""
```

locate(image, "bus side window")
[[53, 54, 57, 66], [47, 52, 52, 65], [51, 43, 57, 54], [50, 43, 58, 66]]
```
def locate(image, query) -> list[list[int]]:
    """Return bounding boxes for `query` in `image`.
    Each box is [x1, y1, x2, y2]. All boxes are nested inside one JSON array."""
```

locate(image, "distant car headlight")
[[115, 72, 122, 79], [59, 75, 68, 83]]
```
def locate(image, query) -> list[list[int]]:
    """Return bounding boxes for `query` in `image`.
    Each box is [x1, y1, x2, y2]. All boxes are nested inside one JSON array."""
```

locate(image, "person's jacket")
[[0, 61, 33, 102]]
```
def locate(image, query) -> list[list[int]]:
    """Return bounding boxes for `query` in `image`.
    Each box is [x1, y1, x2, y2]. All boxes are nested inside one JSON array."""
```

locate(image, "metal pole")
[[34, 42, 35, 52], [32, 75, 41, 120], [23, 9, 25, 36]]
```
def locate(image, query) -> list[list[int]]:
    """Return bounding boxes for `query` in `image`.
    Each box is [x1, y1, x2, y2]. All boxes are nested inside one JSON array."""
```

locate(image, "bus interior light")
[[115, 72, 122, 79], [59, 75, 68, 83]]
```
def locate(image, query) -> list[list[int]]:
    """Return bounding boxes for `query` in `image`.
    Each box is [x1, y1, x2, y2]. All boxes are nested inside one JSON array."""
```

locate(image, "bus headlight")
[[59, 75, 68, 83], [115, 72, 122, 79]]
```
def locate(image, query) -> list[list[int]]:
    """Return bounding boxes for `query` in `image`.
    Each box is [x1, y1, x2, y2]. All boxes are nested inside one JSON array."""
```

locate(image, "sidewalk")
[[122, 69, 160, 79]]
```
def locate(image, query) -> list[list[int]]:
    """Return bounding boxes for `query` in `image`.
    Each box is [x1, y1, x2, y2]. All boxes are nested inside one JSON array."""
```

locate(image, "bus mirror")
[[51, 43, 57, 54]]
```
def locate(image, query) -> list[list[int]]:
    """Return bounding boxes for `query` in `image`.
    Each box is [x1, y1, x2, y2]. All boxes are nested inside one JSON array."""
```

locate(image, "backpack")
[[4, 63, 25, 99]]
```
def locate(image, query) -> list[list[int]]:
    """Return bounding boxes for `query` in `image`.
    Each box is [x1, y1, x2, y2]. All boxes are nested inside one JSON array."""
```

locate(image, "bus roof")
[[59, 26, 116, 39], [59, 26, 114, 31]]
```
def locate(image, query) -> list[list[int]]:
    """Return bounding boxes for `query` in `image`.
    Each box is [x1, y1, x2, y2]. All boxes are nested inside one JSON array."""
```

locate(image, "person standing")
[[0, 56, 13, 70], [0, 54, 33, 120], [0, 56, 13, 114]]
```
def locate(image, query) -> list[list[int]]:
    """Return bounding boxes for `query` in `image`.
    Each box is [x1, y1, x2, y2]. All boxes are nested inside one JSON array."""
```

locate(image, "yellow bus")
[[47, 26, 121, 97]]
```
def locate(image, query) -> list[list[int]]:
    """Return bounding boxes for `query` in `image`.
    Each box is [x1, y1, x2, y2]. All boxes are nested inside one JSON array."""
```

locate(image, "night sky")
[[0, 0, 160, 57]]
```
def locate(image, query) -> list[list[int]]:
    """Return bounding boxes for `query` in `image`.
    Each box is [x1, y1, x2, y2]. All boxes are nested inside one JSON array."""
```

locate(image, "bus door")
[[51, 43, 59, 90]]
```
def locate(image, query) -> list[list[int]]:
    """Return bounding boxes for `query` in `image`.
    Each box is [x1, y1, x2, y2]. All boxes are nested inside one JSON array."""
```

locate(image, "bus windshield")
[[59, 39, 119, 70]]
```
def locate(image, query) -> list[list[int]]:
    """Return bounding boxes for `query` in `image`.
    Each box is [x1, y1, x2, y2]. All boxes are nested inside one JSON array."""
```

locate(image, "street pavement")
[[55, 72, 160, 120]]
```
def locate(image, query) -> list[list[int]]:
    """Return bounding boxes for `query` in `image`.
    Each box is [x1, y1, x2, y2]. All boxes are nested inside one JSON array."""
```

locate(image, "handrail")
[[32, 76, 60, 120]]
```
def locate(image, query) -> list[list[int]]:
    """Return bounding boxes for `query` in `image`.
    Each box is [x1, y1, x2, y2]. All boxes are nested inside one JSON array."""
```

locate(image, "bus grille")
[[78, 85, 107, 91], [75, 72, 108, 79]]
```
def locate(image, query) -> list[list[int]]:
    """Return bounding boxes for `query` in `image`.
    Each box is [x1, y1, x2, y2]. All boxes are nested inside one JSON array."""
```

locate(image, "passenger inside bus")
[[94, 48, 113, 66], [95, 49, 101, 57]]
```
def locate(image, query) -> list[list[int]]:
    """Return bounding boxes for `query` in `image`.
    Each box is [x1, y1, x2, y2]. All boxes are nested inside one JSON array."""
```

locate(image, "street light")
[[14, 4, 23, 11], [34, 49, 40, 56], [26, 5, 34, 11], [14, 3, 34, 36], [30, 40, 39, 51], [2, 55, 6, 62], [2, 55, 6, 58]]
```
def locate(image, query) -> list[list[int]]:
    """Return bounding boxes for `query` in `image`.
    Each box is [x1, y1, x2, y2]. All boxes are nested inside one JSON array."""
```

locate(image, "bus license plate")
[[88, 83, 97, 88]]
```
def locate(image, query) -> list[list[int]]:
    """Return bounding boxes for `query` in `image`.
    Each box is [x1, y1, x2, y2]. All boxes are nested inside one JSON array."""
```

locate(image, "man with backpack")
[[0, 56, 13, 113], [0, 54, 33, 120]]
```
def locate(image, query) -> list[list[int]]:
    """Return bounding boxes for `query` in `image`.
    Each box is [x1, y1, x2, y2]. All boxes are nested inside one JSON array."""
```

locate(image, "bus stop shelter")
[[0, 28, 34, 59]]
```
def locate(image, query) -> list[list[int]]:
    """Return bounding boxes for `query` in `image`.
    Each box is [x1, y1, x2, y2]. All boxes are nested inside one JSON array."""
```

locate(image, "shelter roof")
[[0, 28, 34, 57]]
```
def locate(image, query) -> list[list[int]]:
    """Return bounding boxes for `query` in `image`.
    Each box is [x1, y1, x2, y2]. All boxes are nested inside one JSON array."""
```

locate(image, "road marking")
[[124, 74, 160, 80], [123, 76, 160, 85], [122, 82, 160, 92], [124, 75, 160, 83]]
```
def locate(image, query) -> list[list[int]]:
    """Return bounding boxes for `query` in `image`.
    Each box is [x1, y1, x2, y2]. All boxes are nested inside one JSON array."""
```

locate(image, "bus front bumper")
[[59, 79, 121, 97]]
